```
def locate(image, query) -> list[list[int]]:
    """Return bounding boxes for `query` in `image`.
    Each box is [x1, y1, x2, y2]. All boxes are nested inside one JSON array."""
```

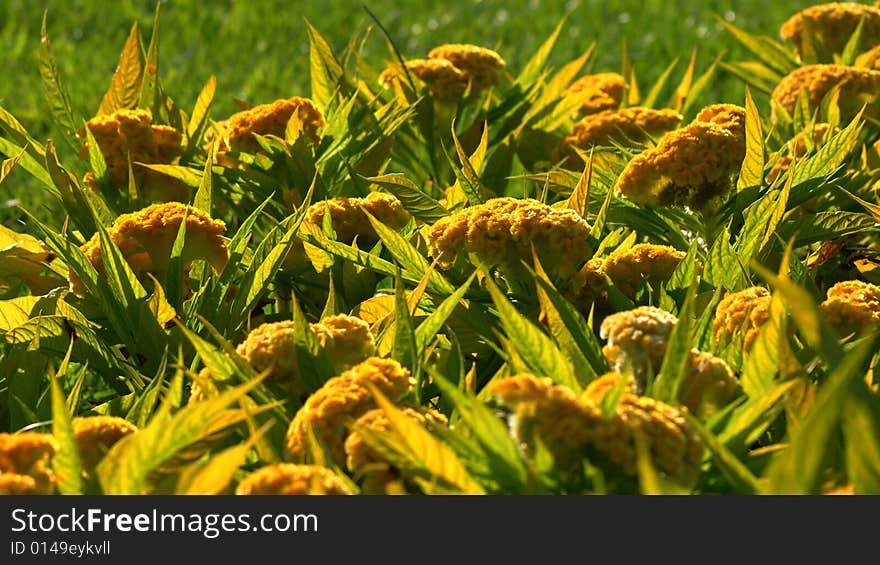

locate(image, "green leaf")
[[764, 340, 875, 494], [38, 11, 80, 152], [137, 3, 161, 114], [50, 347, 83, 495], [838, 16, 866, 66], [392, 268, 419, 376], [653, 279, 696, 404], [365, 173, 448, 223], [174, 423, 269, 495], [485, 276, 580, 391], [740, 293, 786, 398], [305, 18, 346, 112], [186, 75, 216, 141], [414, 272, 475, 353], [665, 241, 700, 292], [718, 19, 798, 76], [842, 383, 880, 494], [790, 109, 863, 188], [564, 153, 591, 218], [703, 227, 742, 290], [431, 371, 527, 491], [366, 383, 485, 494], [361, 208, 455, 295], [517, 17, 566, 85], [193, 143, 215, 214], [0, 145, 26, 187], [736, 180, 790, 266], [641, 56, 679, 109], [685, 412, 760, 494], [97, 375, 267, 494], [98, 21, 144, 116], [738, 87, 764, 190]]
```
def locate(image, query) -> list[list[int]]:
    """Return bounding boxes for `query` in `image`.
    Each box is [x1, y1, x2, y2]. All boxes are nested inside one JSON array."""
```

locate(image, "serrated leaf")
[[50, 346, 83, 495], [485, 276, 580, 391], [764, 340, 874, 494], [175, 423, 270, 495], [740, 293, 786, 398], [685, 412, 760, 494], [305, 19, 346, 112], [367, 383, 485, 494], [738, 87, 764, 190], [39, 12, 80, 152], [186, 75, 216, 140], [414, 272, 475, 352], [97, 375, 267, 494], [365, 173, 448, 223], [791, 109, 863, 188], [653, 279, 696, 404], [564, 152, 591, 218], [517, 17, 565, 85], [98, 22, 144, 116]]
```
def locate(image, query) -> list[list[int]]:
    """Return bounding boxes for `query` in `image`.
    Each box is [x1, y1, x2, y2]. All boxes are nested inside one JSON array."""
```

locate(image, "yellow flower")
[[713, 286, 771, 352], [380, 59, 470, 100], [600, 306, 678, 379], [820, 279, 880, 335], [680, 350, 739, 419], [379, 44, 505, 101], [284, 357, 415, 465], [561, 72, 628, 116], [80, 109, 188, 202], [235, 463, 352, 495], [70, 202, 228, 296], [218, 97, 324, 154], [554, 107, 683, 169], [487, 375, 598, 467], [615, 104, 746, 210], [234, 315, 375, 399], [312, 314, 377, 372], [771, 65, 880, 123], [306, 192, 411, 247], [344, 405, 448, 494], [488, 374, 703, 487], [780, 3, 880, 61], [427, 43, 506, 95], [602, 243, 687, 297], [425, 197, 592, 280], [72, 416, 138, 470], [0, 432, 57, 494], [0, 473, 40, 495]]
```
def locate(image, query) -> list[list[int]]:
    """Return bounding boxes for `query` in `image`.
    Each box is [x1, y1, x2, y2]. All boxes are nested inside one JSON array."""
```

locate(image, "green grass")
[[0, 0, 809, 225]]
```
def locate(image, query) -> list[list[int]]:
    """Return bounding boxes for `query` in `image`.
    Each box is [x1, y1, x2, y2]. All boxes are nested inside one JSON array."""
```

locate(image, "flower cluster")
[[615, 104, 746, 211], [819, 279, 880, 335], [567, 244, 686, 312], [232, 314, 376, 398], [425, 197, 592, 280], [600, 306, 678, 377], [344, 406, 448, 494], [712, 286, 772, 352], [305, 192, 411, 247], [0, 432, 58, 494], [553, 107, 683, 169], [70, 202, 228, 296], [80, 109, 188, 201], [561, 72, 627, 115], [379, 43, 505, 100], [235, 463, 352, 495], [780, 2, 880, 61], [771, 65, 880, 123], [488, 374, 704, 487], [600, 306, 738, 417], [216, 97, 325, 154], [284, 357, 415, 465], [72, 416, 137, 470]]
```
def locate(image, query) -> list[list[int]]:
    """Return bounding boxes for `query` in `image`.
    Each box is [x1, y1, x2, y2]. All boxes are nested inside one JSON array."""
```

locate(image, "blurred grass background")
[[0, 0, 810, 222]]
